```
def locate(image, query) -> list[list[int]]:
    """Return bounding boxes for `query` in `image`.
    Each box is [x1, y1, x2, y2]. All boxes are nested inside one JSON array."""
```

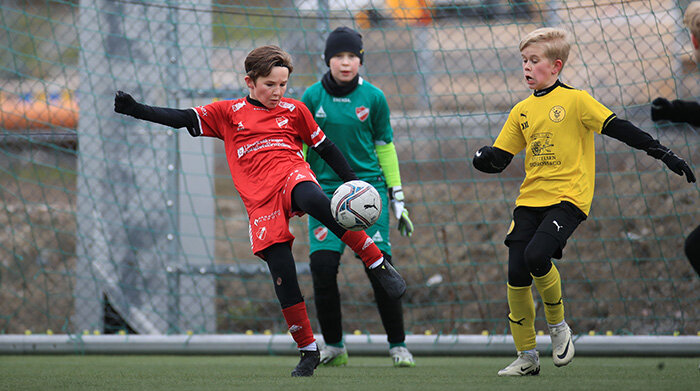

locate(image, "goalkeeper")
[[302, 27, 415, 368], [473, 27, 695, 377], [650, 1, 700, 278]]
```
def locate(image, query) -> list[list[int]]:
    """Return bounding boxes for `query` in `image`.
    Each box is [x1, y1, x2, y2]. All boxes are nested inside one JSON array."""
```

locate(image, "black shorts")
[[505, 201, 587, 259]]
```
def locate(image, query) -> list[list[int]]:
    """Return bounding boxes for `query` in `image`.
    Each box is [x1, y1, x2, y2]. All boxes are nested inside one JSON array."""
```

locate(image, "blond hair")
[[519, 27, 571, 69], [244, 45, 293, 81], [684, 1, 700, 41]]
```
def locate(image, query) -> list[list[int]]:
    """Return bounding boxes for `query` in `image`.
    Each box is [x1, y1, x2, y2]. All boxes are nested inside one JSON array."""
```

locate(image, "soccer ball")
[[330, 180, 382, 231]]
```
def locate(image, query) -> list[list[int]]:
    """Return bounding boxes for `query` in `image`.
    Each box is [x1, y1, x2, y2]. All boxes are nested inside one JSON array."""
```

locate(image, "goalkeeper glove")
[[389, 187, 414, 237], [114, 91, 141, 117], [647, 145, 696, 183]]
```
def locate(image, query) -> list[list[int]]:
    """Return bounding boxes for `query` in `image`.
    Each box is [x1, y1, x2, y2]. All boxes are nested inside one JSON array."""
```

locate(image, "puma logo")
[[364, 204, 378, 210], [508, 315, 526, 326], [553, 220, 563, 232]]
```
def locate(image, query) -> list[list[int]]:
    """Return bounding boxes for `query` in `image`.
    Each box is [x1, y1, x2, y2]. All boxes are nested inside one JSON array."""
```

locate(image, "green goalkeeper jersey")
[[302, 77, 393, 191]]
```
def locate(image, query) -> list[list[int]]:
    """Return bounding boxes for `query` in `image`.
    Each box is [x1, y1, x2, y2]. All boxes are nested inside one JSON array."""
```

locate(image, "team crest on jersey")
[[371, 231, 383, 243], [279, 101, 296, 112], [232, 101, 246, 112], [315, 106, 326, 118], [314, 226, 328, 241], [276, 116, 289, 128], [355, 106, 369, 122], [256, 226, 267, 241], [549, 105, 566, 122]]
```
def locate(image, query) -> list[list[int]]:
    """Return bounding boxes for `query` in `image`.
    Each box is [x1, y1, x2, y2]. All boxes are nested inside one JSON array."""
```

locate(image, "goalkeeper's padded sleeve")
[[313, 138, 358, 182], [114, 91, 201, 137], [602, 117, 696, 183], [651, 97, 700, 126], [375, 142, 401, 188], [472, 146, 513, 173]]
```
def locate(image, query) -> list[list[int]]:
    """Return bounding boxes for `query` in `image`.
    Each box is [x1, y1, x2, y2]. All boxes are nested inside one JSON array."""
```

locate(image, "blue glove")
[[389, 187, 414, 237]]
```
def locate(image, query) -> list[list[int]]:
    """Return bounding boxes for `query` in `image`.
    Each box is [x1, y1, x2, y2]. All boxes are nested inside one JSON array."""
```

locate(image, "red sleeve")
[[296, 101, 326, 147], [192, 100, 231, 139]]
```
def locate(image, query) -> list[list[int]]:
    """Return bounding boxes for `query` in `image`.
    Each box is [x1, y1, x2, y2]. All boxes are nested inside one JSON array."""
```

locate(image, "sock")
[[389, 342, 406, 349], [548, 320, 566, 328], [507, 284, 536, 352], [328, 341, 344, 348], [533, 264, 565, 325], [522, 348, 538, 358], [281, 301, 315, 349], [341, 230, 383, 268], [300, 342, 317, 351]]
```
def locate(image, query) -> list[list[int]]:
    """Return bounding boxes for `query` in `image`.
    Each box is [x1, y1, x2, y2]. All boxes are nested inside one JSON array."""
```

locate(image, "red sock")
[[341, 230, 383, 268], [281, 301, 315, 349]]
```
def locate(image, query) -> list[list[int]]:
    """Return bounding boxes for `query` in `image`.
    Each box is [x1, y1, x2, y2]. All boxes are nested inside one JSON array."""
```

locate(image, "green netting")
[[0, 0, 698, 339]]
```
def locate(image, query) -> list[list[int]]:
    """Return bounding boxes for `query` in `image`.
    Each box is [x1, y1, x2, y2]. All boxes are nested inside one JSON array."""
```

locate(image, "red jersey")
[[192, 97, 326, 210]]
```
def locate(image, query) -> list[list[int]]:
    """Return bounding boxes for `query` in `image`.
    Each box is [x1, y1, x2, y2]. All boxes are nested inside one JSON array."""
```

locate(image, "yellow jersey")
[[493, 81, 615, 215]]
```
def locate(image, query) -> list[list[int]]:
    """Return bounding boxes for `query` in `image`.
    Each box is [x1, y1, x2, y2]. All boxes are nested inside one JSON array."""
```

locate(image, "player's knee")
[[523, 244, 552, 276]]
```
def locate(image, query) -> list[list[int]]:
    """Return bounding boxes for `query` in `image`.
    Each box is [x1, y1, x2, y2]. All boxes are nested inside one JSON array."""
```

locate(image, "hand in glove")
[[650, 97, 673, 122], [389, 187, 414, 237], [661, 150, 696, 183], [114, 91, 141, 116]]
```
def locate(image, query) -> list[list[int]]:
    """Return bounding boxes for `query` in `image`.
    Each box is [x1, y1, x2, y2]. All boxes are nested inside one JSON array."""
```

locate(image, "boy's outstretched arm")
[[602, 117, 696, 183], [651, 97, 700, 127], [114, 91, 201, 137], [312, 138, 358, 182], [472, 146, 514, 174]]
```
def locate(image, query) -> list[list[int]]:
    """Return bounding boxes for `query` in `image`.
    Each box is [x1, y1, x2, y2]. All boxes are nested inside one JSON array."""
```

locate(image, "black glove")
[[661, 150, 696, 183], [472, 146, 513, 173], [114, 91, 141, 117], [650, 97, 673, 122]]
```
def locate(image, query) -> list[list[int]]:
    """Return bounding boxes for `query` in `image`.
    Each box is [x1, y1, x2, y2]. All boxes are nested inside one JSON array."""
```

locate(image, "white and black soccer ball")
[[330, 180, 382, 231]]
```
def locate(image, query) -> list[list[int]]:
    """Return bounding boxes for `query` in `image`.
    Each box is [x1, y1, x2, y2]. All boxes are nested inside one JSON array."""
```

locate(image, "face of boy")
[[521, 44, 562, 91], [245, 66, 289, 109], [329, 52, 361, 84]]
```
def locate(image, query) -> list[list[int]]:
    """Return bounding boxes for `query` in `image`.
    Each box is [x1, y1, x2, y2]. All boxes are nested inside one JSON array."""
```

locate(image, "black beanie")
[[324, 26, 364, 66]]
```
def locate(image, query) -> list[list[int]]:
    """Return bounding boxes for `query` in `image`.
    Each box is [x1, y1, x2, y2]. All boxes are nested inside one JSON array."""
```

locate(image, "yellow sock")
[[507, 284, 536, 352], [533, 264, 565, 325]]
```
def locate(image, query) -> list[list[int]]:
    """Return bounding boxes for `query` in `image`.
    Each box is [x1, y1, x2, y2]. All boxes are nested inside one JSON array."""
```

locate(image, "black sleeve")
[[601, 117, 669, 158], [311, 138, 358, 182], [658, 99, 700, 127], [472, 146, 514, 174], [131, 105, 201, 137]]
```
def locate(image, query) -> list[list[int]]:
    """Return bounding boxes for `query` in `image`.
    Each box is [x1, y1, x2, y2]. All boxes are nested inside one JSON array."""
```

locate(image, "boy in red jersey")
[[114, 45, 405, 377]]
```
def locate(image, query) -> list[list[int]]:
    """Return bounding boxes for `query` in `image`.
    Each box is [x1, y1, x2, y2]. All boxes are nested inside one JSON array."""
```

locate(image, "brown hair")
[[244, 45, 293, 81], [519, 27, 571, 70], [684, 1, 700, 41]]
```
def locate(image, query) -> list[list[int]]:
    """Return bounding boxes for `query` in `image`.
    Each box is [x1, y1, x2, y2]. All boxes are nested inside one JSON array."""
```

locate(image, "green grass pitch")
[[0, 355, 698, 391]]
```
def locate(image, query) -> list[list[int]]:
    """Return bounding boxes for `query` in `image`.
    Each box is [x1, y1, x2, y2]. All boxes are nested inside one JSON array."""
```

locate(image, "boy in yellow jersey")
[[651, 1, 700, 278], [473, 27, 696, 377]]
